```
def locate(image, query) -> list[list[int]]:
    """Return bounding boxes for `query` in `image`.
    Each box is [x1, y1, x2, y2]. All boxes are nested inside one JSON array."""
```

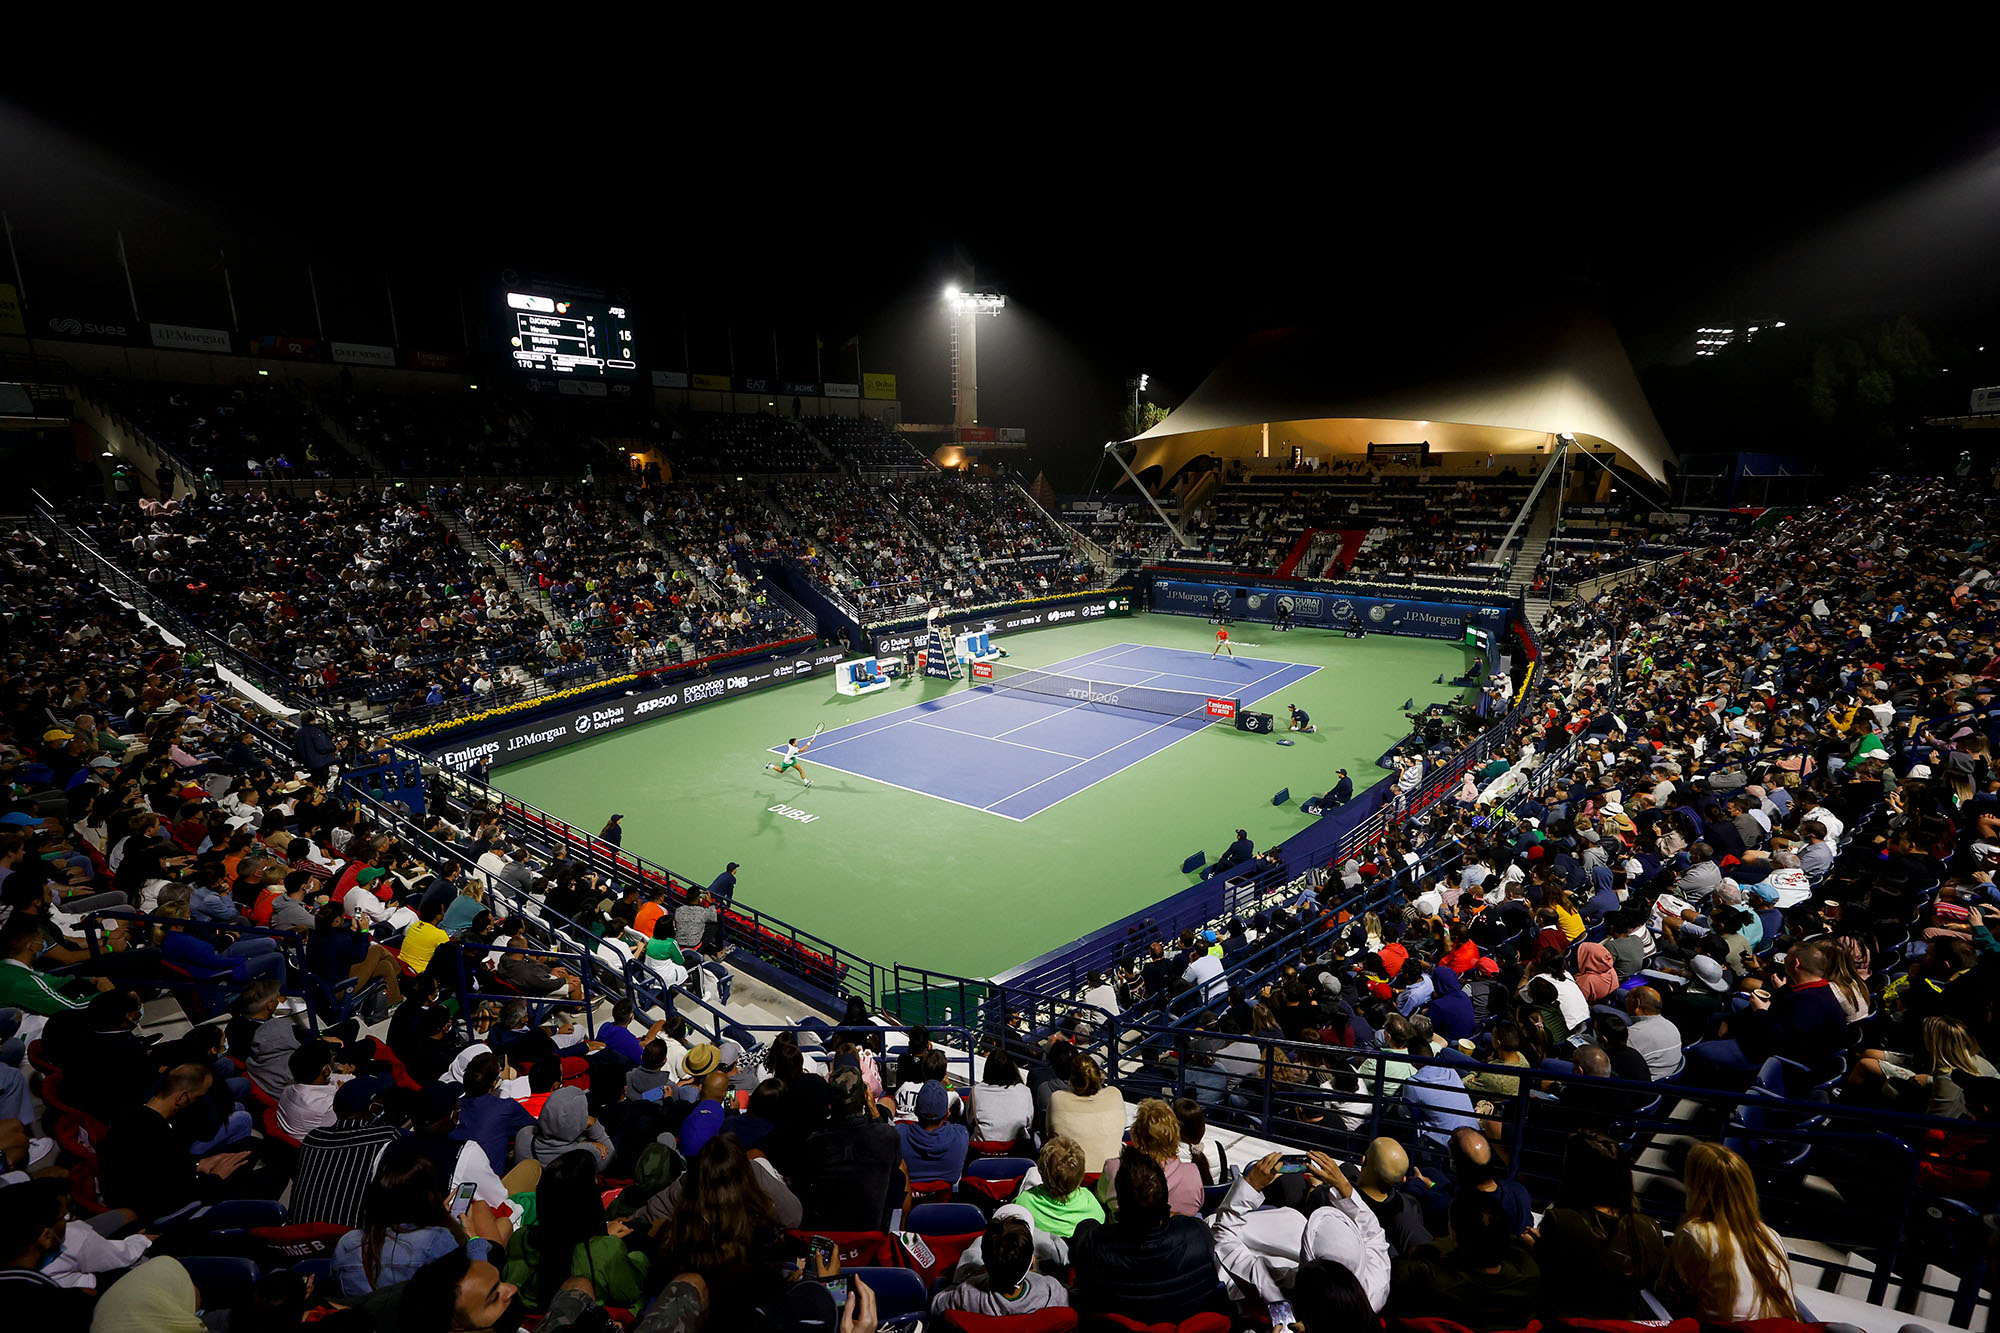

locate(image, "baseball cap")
[[829, 1066, 867, 1108], [0, 813, 35, 827], [41, 729, 73, 744], [725, 861, 740, 872], [1690, 957, 1732, 992], [356, 867, 388, 886], [716, 1038, 745, 1069], [334, 1075, 394, 1117], [1907, 764, 1933, 778], [915, 1079, 950, 1120], [1200, 929, 1218, 944], [88, 756, 119, 769], [683, 1043, 721, 1077]]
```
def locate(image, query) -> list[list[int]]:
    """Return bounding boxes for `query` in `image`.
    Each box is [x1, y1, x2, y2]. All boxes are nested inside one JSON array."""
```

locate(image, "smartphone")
[[808, 1234, 836, 1270], [1276, 1153, 1313, 1174], [448, 1180, 478, 1218], [821, 1276, 849, 1306]]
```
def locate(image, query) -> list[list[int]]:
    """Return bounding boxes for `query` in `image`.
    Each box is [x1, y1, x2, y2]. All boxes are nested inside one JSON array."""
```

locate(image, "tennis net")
[[969, 661, 1240, 723]]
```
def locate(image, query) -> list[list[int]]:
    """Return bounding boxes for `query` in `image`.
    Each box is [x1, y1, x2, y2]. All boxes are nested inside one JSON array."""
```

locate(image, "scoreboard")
[[504, 291, 637, 381]]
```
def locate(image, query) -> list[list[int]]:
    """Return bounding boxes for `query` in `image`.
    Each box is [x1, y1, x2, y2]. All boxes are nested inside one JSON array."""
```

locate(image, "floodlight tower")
[[945, 286, 1005, 433]]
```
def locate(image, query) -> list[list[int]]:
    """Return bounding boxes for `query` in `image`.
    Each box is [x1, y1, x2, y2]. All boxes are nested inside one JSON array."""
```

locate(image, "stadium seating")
[[5, 463, 1996, 1329]]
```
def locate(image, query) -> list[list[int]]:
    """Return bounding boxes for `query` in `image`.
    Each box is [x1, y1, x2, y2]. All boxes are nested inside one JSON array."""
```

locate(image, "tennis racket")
[[811, 722, 825, 740]]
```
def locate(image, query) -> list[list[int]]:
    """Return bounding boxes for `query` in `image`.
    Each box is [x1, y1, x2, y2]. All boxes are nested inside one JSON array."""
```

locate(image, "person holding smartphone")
[[1209, 1149, 1392, 1313]]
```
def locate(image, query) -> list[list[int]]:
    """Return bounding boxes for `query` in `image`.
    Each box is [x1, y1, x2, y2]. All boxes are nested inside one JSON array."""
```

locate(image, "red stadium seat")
[[939, 1313, 1079, 1333]]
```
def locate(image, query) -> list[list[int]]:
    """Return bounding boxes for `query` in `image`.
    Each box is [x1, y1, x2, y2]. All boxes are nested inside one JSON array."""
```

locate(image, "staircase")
[[436, 508, 563, 631], [1509, 491, 1562, 627], [308, 399, 388, 474], [789, 419, 847, 471]]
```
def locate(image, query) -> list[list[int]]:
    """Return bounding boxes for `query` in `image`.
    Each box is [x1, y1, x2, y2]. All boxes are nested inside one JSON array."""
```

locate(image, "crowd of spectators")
[[98, 380, 360, 483], [6, 465, 2000, 1331], [768, 475, 1092, 617], [338, 391, 545, 478], [1174, 471, 1533, 579], [805, 417, 934, 472], [670, 414, 832, 474], [451, 483, 808, 669], [68, 489, 546, 715]]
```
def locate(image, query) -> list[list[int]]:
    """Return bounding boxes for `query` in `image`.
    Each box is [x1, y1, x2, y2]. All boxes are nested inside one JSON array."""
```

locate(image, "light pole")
[[1125, 372, 1149, 436], [945, 287, 1005, 435]]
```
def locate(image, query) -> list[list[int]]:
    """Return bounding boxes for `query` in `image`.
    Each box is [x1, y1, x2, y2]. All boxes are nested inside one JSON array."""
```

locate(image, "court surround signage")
[[1152, 578, 1507, 642], [430, 648, 848, 772]]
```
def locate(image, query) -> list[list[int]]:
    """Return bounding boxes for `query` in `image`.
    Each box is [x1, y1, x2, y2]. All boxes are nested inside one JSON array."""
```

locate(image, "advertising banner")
[[0, 284, 24, 337], [862, 372, 898, 400], [741, 377, 773, 393], [958, 426, 995, 442], [780, 380, 820, 397], [252, 334, 320, 360], [333, 341, 397, 367], [1205, 698, 1238, 720], [822, 382, 860, 399], [995, 427, 1027, 442], [1151, 579, 1507, 642], [428, 648, 849, 772], [971, 662, 994, 679], [691, 373, 732, 392], [150, 322, 233, 353], [402, 348, 462, 372], [43, 313, 138, 344], [651, 370, 690, 389], [873, 594, 1124, 656]]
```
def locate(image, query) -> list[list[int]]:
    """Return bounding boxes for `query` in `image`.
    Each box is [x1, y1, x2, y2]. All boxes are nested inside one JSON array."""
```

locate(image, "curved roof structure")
[[1130, 305, 1674, 484]]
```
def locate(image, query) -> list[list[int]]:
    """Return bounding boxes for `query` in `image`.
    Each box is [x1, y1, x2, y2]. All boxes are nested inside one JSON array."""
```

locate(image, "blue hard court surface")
[[771, 643, 1319, 820]]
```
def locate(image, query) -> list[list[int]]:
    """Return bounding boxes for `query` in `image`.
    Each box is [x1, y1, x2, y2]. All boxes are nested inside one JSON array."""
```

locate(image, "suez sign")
[[872, 598, 1115, 656], [430, 649, 847, 771]]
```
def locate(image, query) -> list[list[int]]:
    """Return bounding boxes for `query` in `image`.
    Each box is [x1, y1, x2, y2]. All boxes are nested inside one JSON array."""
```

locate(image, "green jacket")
[[504, 1230, 650, 1312]]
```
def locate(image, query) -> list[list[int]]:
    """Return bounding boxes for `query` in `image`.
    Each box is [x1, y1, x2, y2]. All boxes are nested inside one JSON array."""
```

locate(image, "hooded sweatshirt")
[[513, 1086, 613, 1172], [1423, 967, 1478, 1041], [1574, 942, 1620, 1003]]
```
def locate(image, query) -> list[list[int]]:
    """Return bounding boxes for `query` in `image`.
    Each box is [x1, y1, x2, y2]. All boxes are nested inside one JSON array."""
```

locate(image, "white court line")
[[769, 643, 1321, 818], [768, 755, 1028, 822], [908, 718, 1091, 760], [1009, 662, 1326, 820], [983, 660, 1324, 815]]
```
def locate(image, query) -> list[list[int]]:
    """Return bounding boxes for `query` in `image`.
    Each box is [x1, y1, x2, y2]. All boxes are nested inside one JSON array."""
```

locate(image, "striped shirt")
[[289, 1119, 403, 1227]]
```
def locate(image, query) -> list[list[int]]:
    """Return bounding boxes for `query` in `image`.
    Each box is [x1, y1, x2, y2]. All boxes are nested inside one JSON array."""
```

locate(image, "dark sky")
[[6, 72, 1999, 488]]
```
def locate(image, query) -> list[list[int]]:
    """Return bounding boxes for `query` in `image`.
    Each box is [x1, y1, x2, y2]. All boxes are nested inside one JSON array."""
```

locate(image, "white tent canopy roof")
[[1132, 305, 1674, 483]]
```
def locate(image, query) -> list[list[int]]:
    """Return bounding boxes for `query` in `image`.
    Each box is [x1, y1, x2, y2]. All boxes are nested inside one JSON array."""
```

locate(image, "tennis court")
[[779, 644, 1319, 820], [492, 616, 1470, 975]]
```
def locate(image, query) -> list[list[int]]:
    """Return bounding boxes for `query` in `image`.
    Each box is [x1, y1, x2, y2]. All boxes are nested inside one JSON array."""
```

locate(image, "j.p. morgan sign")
[[433, 649, 847, 772]]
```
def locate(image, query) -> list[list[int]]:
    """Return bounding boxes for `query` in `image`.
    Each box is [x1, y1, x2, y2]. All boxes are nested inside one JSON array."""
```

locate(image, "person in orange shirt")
[[632, 886, 668, 941]]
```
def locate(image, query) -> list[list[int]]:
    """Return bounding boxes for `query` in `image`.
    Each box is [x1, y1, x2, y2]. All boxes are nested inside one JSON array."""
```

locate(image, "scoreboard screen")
[[504, 291, 637, 381]]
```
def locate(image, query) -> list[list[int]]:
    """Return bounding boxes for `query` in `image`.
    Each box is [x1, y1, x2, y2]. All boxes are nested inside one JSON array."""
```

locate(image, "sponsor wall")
[[871, 593, 1128, 656], [1151, 578, 1507, 641], [426, 647, 851, 773]]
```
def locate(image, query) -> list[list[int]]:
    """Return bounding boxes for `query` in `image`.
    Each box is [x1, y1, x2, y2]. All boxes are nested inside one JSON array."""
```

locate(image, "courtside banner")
[[972, 662, 994, 679], [1205, 697, 1238, 720], [1152, 579, 1507, 642], [427, 649, 848, 772], [872, 593, 1126, 656]]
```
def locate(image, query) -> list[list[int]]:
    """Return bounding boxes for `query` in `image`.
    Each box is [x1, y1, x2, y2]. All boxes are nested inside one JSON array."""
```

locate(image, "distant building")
[[1694, 319, 1787, 357]]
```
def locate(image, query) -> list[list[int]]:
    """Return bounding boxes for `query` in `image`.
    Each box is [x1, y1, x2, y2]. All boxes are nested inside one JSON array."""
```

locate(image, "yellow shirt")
[[397, 919, 451, 975], [1554, 902, 1586, 941]]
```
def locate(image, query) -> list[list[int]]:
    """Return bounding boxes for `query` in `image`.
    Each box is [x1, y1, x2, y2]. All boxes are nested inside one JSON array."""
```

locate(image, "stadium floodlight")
[[948, 290, 1005, 316]]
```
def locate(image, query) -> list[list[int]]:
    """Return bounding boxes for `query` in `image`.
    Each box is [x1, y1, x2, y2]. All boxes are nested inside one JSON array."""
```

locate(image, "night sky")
[[6, 76, 1999, 488]]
